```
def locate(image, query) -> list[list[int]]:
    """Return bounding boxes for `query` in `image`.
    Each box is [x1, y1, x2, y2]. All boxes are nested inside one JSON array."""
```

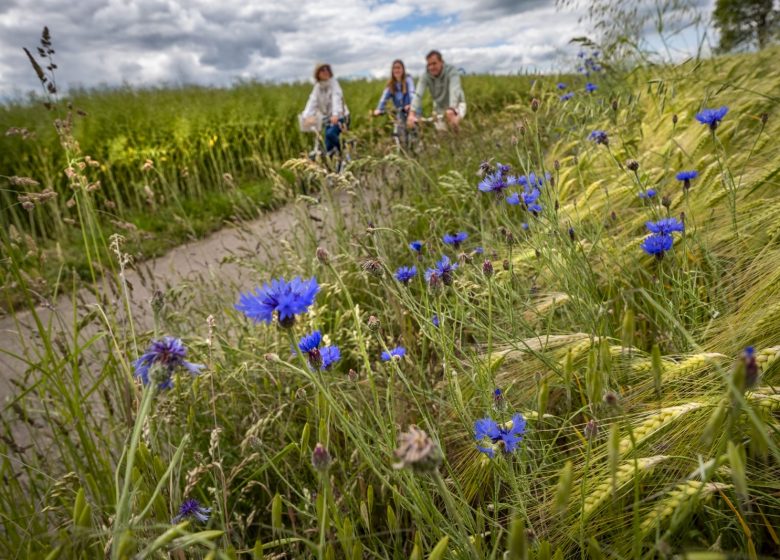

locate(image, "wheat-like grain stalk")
[[756, 346, 780, 372], [639, 481, 729, 536], [619, 402, 703, 454], [748, 301, 780, 338], [747, 390, 780, 413], [581, 455, 669, 520], [661, 353, 726, 381]]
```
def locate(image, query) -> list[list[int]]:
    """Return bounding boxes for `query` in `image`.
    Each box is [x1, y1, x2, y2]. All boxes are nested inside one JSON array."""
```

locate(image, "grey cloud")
[[0, 0, 713, 100], [468, 0, 553, 18]]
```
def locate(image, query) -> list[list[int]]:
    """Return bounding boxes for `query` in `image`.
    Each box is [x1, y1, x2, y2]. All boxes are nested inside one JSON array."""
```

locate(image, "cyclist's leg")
[[324, 123, 341, 154]]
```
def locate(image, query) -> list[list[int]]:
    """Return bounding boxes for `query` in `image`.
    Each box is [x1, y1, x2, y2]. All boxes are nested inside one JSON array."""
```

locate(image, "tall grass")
[[1, 70, 536, 311], [2, 34, 780, 559]]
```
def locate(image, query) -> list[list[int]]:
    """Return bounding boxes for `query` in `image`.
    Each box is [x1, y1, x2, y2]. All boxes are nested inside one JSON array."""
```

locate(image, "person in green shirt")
[[407, 50, 466, 132]]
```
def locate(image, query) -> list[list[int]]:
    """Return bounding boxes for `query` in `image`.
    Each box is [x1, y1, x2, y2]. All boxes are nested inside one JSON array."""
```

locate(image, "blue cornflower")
[[474, 413, 526, 458], [496, 162, 511, 175], [676, 170, 698, 190], [676, 170, 698, 182], [320, 346, 341, 370], [641, 234, 674, 258], [743, 346, 759, 387], [507, 188, 542, 214], [585, 82, 598, 93], [395, 266, 417, 284], [560, 92, 574, 101], [133, 337, 203, 390], [298, 330, 322, 353], [425, 255, 458, 286], [557, 82, 567, 90], [517, 172, 546, 188], [172, 498, 211, 524], [646, 217, 684, 235], [297, 330, 340, 370], [409, 240, 423, 253], [493, 388, 505, 410], [443, 231, 469, 247], [432, 315, 440, 328], [589, 130, 608, 145], [695, 106, 728, 130], [381, 346, 406, 362], [478, 171, 511, 194], [235, 277, 319, 328], [474, 246, 484, 255], [638, 189, 657, 199], [578, 50, 586, 58]]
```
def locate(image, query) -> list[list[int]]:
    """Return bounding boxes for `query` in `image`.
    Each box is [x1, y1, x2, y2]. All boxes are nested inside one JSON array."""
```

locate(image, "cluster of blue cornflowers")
[[474, 389, 527, 458], [235, 276, 342, 371], [557, 82, 575, 101], [479, 162, 549, 220], [297, 330, 341, 371], [641, 217, 685, 259], [577, 48, 602, 77]]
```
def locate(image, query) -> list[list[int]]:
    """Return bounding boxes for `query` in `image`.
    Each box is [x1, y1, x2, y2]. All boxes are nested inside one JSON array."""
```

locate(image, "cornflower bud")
[[361, 258, 384, 277], [311, 443, 332, 472], [316, 246, 330, 265], [584, 419, 598, 440]]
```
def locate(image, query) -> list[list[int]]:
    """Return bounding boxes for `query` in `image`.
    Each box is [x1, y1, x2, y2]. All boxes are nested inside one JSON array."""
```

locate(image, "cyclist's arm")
[[448, 72, 464, 115], [376, 86, 391, 114], [410, 75, 427, 116], [302, 84, 319, 118], [405, 76, 415, 110], [331, 80, 346, 118]]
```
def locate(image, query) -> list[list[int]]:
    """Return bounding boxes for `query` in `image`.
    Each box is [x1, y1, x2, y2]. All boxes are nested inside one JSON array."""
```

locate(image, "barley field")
[[1, 38, 780, 559]]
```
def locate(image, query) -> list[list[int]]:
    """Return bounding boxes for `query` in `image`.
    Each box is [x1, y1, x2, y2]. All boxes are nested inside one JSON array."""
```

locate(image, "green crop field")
[[0, 72, 535, 311], [2, 39, 780, 559]]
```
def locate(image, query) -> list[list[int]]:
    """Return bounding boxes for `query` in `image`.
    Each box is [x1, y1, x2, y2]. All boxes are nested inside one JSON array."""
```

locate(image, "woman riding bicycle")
[[301, 62, 350, 156], [372, 59, 415, 120]]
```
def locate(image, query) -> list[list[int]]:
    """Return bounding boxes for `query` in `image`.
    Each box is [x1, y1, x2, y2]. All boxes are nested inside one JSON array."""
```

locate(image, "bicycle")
[[298, 113, 356, 173], [372, 108, 431, 153]]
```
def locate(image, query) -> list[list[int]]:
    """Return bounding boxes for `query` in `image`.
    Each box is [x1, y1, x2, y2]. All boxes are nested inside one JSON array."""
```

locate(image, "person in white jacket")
[[302, 62, 350, 155]]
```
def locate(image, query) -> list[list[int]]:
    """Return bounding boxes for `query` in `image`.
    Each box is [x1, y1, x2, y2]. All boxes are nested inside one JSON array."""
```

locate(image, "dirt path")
[[0, 187, 355, 398]]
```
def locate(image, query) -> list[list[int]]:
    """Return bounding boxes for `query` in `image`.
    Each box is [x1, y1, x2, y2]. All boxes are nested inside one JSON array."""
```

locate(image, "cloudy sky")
[[0, 0, 714, 99]]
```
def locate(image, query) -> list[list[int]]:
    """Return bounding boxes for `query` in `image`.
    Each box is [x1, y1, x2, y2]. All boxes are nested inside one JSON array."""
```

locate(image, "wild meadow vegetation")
[[0, 67, 526, 311], [2, 27, 780, 560]]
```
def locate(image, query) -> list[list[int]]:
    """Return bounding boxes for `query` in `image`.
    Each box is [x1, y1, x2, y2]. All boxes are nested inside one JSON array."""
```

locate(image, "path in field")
[[0, 184, 376, 454]]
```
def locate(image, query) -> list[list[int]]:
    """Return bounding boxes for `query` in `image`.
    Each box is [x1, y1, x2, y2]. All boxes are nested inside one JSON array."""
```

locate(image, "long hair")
[[385, 59, 408, 94]]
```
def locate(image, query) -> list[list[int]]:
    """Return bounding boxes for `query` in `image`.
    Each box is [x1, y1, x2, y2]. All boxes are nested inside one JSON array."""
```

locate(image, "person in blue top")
[[373, 59, 415, 118]]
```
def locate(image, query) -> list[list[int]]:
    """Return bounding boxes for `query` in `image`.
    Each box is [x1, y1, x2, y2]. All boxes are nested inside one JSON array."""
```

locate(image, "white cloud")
[[0, 0, 712, 100]]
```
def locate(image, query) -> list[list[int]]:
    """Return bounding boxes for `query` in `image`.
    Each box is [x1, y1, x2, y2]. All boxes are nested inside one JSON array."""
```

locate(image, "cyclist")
[[301, 62, 350, 156], [373, 59, 415, 118], [407, 50, 466, 132]]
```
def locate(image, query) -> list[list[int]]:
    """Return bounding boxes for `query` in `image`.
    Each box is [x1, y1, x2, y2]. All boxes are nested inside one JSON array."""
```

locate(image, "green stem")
[[432, 469, 478, 559], [113, 383, 156, 559]]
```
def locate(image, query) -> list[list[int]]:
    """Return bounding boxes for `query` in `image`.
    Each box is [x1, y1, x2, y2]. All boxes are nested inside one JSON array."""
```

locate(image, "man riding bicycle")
[[407, 50, 466, 132]]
